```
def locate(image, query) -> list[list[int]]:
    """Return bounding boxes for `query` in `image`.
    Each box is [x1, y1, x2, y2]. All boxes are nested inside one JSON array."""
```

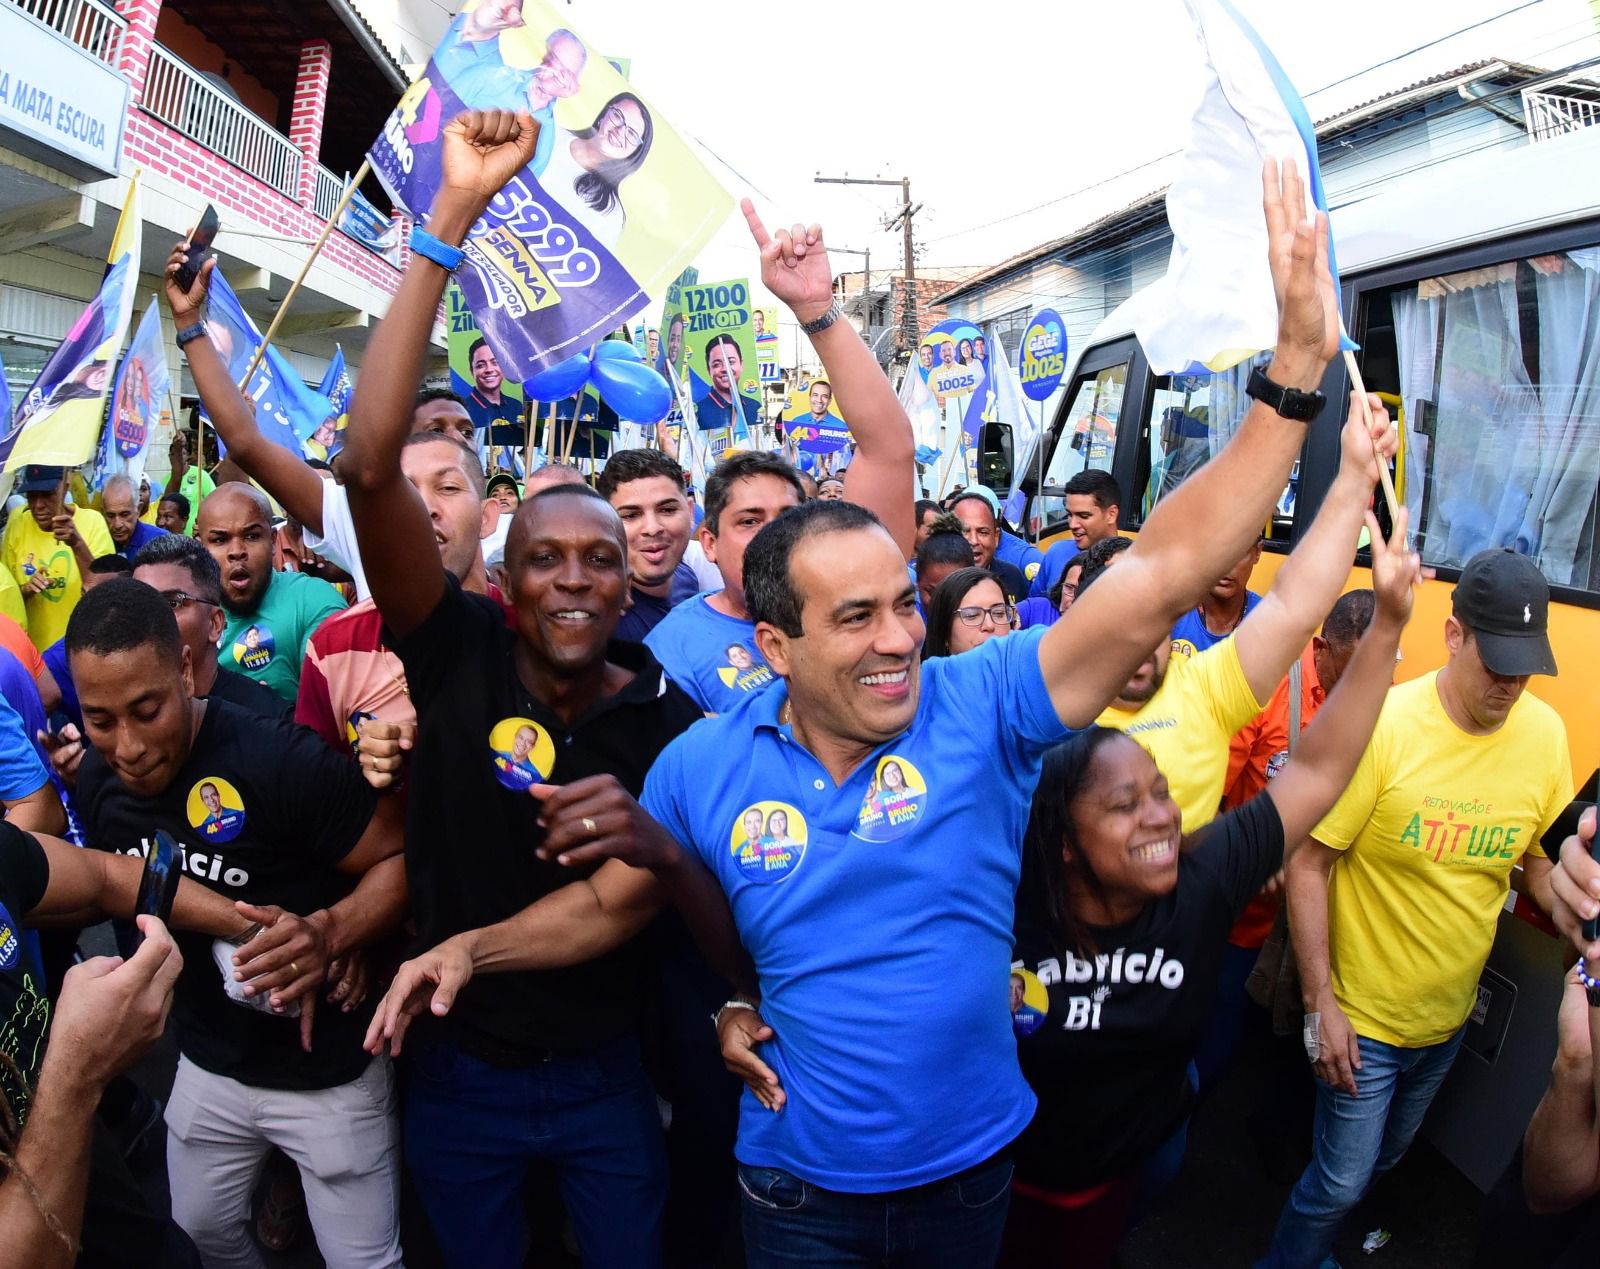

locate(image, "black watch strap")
[[1588, 984, 1600, 1009], [1246, 366, 1324, 422]]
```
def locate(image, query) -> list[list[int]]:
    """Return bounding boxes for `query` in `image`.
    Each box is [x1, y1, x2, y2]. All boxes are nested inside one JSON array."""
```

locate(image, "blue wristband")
[[175, 321, 209, 349], [409, 226, 466, 272]]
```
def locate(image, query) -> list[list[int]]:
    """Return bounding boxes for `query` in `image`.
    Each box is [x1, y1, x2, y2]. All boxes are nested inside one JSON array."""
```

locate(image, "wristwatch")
[[1247, 366, 1325, 422], [799, 300, 842, 338]]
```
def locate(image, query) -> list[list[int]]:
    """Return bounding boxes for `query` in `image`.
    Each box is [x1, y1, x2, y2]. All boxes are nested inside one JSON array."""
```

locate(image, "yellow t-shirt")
[[1314, 671, 1573, 1049], [1096, 637, 1264, 831], [1, 507, 115, 650], [0, 564, 26, 637]]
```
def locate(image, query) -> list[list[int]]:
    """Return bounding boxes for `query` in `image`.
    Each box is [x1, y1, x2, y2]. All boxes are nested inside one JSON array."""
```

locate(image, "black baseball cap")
[[15, 465, 65, 493], [1451, 549, 1557, 677], [486, 472, 520, 498]]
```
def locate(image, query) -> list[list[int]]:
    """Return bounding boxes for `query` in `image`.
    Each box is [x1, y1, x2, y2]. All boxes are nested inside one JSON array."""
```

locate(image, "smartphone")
[[175, 205, 220, 291], [134, 829, 184, 934]]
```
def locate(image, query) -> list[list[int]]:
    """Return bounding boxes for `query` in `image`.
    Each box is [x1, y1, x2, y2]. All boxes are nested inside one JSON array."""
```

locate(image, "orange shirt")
[[1222, 643, 1326, 947], [0, 614, 44, 683]]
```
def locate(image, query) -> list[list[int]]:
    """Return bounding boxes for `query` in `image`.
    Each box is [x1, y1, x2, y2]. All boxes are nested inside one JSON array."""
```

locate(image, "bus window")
[[1359, 247, 1600, 592], [1036, 360, 1126, 526], [1134, 351, 1294, 535]]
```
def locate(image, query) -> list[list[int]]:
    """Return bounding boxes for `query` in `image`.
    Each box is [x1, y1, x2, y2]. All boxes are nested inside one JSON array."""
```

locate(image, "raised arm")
[[1523, 968, 1600, 1214], [1233, 401, 1395, 702], [1265, 509, 1417, 844], [742, 200, 916, 557], [1039, 160, 1340, 728], [339, 109, 537, 637], [163, 247, 327, 533]]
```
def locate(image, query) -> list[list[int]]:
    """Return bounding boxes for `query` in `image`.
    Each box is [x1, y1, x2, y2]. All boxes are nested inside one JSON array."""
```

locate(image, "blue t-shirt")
[[1029, 538, 1081, 599], [641, 628, 1070, 1190], [116, 520, 169, 560], [644, 593, 775, 713], [1016, 597, 1059, 630], [1170, 590, 1263, 659], [0, 691, 48, 803], [995, 530, 1043, 584], [615, 562, 701, 645]]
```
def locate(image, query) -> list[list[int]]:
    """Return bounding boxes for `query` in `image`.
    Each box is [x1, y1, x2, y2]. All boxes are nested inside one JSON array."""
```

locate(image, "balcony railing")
[[140, 43, 302, 199], [9, 0, 124, 67], [313, 164, 345, 222], [1523, 88, 1600, 143]]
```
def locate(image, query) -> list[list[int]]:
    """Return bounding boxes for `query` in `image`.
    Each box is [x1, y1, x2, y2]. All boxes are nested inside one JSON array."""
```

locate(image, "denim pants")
[[403, 1035, 667, 1269], [1257, 1028, 1464, 1269], [738, 1153, 1013, 1268]]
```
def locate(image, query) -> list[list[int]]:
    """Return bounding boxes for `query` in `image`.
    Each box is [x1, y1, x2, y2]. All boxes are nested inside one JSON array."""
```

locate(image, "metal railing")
[[1523, 88, 1600, 143], [140, 43, 302, 198], [9, 0, 126, 66], [314, 164, 345, 222]]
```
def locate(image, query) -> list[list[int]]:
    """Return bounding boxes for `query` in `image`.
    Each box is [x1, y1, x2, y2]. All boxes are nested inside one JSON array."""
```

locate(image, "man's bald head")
[[196, 483, 276, 614], [101, 474, 139, 547], [197, 482, 273, 529], [525, 464, 587, 496]]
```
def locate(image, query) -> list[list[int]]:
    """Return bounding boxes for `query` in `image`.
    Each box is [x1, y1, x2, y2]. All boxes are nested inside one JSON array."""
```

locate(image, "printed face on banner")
[[916, 320, 986, 407], [784, 378, 850, 455], [369, 1, 729, 381], [679, 278, 759, 456], [754, 305, 780, 384]]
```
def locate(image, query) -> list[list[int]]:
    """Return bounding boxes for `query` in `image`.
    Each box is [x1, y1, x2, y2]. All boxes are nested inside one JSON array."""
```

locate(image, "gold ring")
[[290, 961, 300, 976], [582, 817, 598, 835]]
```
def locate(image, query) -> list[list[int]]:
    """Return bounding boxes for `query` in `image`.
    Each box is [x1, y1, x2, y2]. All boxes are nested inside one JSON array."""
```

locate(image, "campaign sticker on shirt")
[[729, 802, 807, 883], [231, 623, 275, 672], [716, 643, 774, 694], [1010, 967, 1048, 1038], [1025, 562, 1041, 583], [0, 900, 21, 971], [489, 717, 556, 792], [346, 710, 377, 756], [853, 755, 928, 842], [188, 777, 247, 845]]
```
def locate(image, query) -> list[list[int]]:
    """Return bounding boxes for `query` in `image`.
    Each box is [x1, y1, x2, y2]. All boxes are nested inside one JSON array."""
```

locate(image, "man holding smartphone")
[[67, 577, 409, 1269]]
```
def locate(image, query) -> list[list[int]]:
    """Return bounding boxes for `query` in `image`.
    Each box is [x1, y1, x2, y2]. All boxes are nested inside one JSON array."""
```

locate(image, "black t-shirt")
[[992, 559, 1029, 605], [391, 577, 703, 1065], [1011, 794, 1284, 1192], [209, 664, 293, 721], [76, 700, 378, 1090], [0, 823, 51, 1123]]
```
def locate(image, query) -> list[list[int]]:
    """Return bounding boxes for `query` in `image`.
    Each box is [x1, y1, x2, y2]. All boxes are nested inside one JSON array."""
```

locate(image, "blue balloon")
[[592, 339, 643, 364], [523, 353, 591, 402], [591, 358, 672, 423]]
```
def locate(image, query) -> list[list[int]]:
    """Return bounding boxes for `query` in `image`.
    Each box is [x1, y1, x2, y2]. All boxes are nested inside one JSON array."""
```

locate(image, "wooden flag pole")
[[237, 160, 373, 391], [1342, 348, 1401, 530]]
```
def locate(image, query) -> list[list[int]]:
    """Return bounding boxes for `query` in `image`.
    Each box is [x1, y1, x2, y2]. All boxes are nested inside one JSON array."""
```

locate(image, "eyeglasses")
[[159, 589, 218, 612], [602, 105, 644, 151], [954, 603, 1017, 628]]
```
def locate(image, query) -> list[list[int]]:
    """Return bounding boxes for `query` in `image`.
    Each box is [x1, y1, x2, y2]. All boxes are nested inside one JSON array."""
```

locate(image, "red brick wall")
[[289, 40, 333, 208]]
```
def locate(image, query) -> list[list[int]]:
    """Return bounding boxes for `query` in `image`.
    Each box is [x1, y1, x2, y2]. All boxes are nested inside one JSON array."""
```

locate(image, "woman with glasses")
[[540, 93, 655, 253], [922, 566, 1017, 659]]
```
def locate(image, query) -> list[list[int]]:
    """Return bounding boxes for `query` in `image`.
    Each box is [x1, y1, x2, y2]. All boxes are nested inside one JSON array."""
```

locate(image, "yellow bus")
[[1029, 122, 1600, 1191]]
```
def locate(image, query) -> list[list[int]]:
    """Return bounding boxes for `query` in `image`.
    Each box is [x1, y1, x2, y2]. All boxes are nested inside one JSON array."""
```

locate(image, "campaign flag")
[[98, 300, 170, 491], [446, 284, 528, 474], [318, 347, 353, 417], [785, 379, 851, 461], [677, 277, 758, 460], [1134, 0, 1355, 375], [1, 175, 141, 473], [910, 319, 990, 495], [754, 305, 780, 384], [368, 2, 730, 380], [0, 352, 10, 437], [204, 269, 341, 461]]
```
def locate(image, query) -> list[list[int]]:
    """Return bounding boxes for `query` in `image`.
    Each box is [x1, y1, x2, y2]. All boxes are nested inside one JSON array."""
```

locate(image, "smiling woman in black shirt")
[[1002, 511, 1421, 1268]]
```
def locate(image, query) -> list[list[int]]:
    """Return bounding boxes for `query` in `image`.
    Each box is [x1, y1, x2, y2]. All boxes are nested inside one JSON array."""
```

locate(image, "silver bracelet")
[[798, 300, 842, 337], [713, 998, 759, 1027]]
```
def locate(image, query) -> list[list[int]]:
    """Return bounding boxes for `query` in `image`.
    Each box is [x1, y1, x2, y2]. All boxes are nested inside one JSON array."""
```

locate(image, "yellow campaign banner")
[[1, 174, 141, 472]]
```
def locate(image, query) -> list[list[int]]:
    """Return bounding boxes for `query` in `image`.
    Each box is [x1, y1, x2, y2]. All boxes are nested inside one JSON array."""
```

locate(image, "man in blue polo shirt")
[[1030, 467, 1123, 599], [102, 475, 168, 560], [556, 162, 1347, 1266], [1171, 538, 1264, 660]]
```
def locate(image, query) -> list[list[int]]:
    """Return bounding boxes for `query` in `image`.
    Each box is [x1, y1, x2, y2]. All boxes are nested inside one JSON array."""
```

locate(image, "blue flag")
[[204, 270, 340, 460], [98, 299, 170, 489], [0, 351, 10, 436]]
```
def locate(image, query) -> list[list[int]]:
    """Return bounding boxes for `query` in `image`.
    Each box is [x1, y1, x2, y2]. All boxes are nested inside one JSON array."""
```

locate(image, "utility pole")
[[814, 173, 923, 361]]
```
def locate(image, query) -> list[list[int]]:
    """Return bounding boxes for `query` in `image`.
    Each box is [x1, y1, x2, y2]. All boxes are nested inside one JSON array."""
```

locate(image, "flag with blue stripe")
[[98, 299, 170, 490]]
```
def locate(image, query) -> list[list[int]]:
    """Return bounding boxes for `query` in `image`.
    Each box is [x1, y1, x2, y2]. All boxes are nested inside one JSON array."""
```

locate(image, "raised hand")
[[1366, 507, 1422, 628], [163, 240, 215, 324], [1263, 158, 1340, 382], [437, 109, 539, 228], [742, 199, 833, 324]]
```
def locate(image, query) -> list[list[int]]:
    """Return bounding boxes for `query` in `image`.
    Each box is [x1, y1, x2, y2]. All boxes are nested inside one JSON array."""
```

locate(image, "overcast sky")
[[389, 0, 1600, 332]]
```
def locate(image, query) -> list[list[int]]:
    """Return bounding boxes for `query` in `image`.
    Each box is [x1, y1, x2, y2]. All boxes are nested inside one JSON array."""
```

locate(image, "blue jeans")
[[1257, 1028, 1464, 1269], [739, 1154, 1013, 1268], [404, 1035, 667, 1269]]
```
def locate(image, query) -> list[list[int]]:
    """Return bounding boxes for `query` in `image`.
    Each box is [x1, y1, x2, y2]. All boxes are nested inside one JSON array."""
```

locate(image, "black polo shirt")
[[210, 664, 293, 721], [76, 701, 379, 1090], [391, 577, 703, 1065]]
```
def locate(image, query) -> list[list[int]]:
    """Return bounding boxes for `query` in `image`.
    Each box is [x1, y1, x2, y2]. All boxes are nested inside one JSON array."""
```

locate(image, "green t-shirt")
[[221, 570, 346, 702], [177, 468, 215, 535]]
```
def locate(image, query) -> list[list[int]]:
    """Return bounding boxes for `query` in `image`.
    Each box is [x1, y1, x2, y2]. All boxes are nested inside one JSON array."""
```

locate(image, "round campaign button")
[[729, 802, 808, 884], [853, 755, 928, 843], [231, 624, 275, 673], [1010, 967, 1049, 1038], [488, 717, 556, 792], [188, 777, 247, 845]]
